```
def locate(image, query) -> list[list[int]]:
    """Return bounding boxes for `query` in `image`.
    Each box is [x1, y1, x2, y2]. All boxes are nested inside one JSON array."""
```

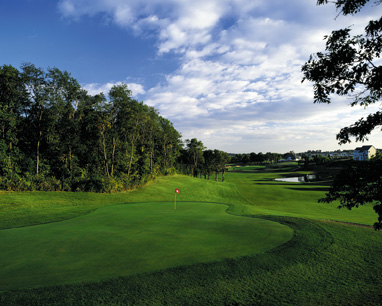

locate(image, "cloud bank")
[[58, 0, 382, 152]]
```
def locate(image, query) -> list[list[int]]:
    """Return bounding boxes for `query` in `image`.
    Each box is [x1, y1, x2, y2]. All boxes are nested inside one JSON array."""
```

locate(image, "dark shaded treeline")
[[0, 63, 229, 192], [231, 152, 281, 164]]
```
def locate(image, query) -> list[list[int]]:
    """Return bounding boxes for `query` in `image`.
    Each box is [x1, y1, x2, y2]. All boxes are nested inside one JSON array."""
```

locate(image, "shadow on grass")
[[230, 168, 298, 174], [285, 187, 330, 192], [0, 216, 335, 306], [254, 181, 332, 188]]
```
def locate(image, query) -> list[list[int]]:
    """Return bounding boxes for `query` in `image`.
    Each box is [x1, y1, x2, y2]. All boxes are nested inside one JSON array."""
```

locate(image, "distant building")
[[353, 145, 377, 161], [282, 153, 301, 161], [303, 149, 354, 159]]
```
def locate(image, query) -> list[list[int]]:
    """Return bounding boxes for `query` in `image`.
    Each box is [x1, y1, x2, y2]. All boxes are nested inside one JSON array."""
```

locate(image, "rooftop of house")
[[354, 145, 374, 152]]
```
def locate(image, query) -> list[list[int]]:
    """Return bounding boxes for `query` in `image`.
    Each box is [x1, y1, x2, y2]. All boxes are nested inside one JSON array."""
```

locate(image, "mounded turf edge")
[[0, 216, 335, 306]]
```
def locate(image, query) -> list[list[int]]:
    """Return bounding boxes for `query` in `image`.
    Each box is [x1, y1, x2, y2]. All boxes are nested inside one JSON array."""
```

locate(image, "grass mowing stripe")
[[1, 166, 382, 305], [225, 171, 377, 225], [2, 217, 380, 305], [0, 202, 293, 291]]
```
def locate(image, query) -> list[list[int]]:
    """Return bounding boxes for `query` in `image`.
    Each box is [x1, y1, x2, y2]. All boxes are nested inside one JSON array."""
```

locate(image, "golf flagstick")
[[174, 188, 180, 210]]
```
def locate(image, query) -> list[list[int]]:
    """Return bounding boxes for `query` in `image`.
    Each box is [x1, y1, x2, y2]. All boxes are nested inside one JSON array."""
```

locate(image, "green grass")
[[224, 170, 376, 225], [1, 165, 382, 305], [1, 217, 381, 305], [0, 175, 248, 229], [228, 165, 265, 171], [0, 202, 292, 291]]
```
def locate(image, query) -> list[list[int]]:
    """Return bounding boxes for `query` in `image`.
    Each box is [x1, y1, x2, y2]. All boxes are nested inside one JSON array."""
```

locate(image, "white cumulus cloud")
[[59, 0, 382, 152]]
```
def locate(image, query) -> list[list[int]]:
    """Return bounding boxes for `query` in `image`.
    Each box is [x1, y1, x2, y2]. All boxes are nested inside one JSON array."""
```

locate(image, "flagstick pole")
[[174, 192, 177, 210]]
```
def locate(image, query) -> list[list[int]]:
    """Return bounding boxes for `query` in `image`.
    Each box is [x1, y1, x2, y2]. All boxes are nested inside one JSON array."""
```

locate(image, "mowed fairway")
[[225, 164, 377, 224], [0, 201, 292, 291], [1, 167, 382, 305]]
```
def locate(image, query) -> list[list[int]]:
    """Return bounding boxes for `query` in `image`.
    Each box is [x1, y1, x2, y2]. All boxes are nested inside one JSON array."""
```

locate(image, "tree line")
[[0, 63, 233, 192], [230, 152, 281, 164], [179, 138, 231, 182]]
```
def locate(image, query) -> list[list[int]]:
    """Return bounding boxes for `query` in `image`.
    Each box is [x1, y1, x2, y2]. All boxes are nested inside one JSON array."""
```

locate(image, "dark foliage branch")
[[301, 21, 382, 108], [317, 0, 379, 15], [336, 111, 382, 143], [302, 1, 382, 144], [319, 155, 382, 229], [303, 0, 382, 228]]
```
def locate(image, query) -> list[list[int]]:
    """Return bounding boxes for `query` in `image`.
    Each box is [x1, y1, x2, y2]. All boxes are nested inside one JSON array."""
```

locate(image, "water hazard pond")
[[274, 175, 319, 183]]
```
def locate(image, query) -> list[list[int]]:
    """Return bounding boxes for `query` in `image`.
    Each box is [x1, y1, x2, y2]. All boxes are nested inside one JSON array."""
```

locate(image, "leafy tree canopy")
[[317, 0, 381, 15], [302, 0, 382, 144]]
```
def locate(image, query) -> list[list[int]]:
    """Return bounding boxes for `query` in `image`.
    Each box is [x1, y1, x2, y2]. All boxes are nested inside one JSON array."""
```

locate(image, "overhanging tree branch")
[[303, 0, 382, 229]]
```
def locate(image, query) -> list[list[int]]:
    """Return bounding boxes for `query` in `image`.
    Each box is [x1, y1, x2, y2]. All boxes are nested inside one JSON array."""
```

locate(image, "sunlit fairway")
[[1, 165, 382, 305], [0, 201, 292, 291], [225, 163, 377, 225]]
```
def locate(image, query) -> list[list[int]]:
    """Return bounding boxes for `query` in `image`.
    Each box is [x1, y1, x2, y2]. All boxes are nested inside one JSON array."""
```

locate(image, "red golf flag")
[[175, 188, 180, 194]]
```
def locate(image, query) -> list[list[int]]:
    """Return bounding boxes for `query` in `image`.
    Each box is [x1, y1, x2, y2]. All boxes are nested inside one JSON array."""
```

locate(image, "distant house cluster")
[[353, 145, 377, 161], [305, 150, 353, 158], [281, 145, 379, 162]]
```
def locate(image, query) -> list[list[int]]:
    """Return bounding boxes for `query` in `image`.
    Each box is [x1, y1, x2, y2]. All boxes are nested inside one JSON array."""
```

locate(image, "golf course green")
[[1, 163, 381, 305], [0, 202, 292, 291]]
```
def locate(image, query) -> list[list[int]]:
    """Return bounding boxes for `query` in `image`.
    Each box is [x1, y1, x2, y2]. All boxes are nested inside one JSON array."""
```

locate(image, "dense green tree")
[[250, 152, 266, 164], [46, 67, 83, 180], [265, 152, 281, 163], [185, 138, 205, 177], [0, 63, 232, 192], [300, 154, 311, 169], [176, 148, 191, 175], [76, 92, 107, 179], [230, 154, 243, 163], [211, 150, 221, 181], [313, 155, 330, 165], [0, 64, 188, 191], [213, 150, 230, 182], [249, 152, 257, 163], [158, 117, 182, 174], [198, 149, 231, 182], [231, 152, 280, 164], [21, 63, 54, 176], [202, 149, 215, 180], [0, 65, 28, 177]]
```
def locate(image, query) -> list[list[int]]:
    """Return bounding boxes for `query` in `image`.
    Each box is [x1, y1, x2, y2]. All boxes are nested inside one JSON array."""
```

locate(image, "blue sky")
[[1, 0, 381, 153]]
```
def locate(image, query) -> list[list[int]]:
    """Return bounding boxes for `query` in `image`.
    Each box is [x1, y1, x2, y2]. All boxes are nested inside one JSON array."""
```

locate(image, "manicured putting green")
[[0, 201, 292, 291]]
